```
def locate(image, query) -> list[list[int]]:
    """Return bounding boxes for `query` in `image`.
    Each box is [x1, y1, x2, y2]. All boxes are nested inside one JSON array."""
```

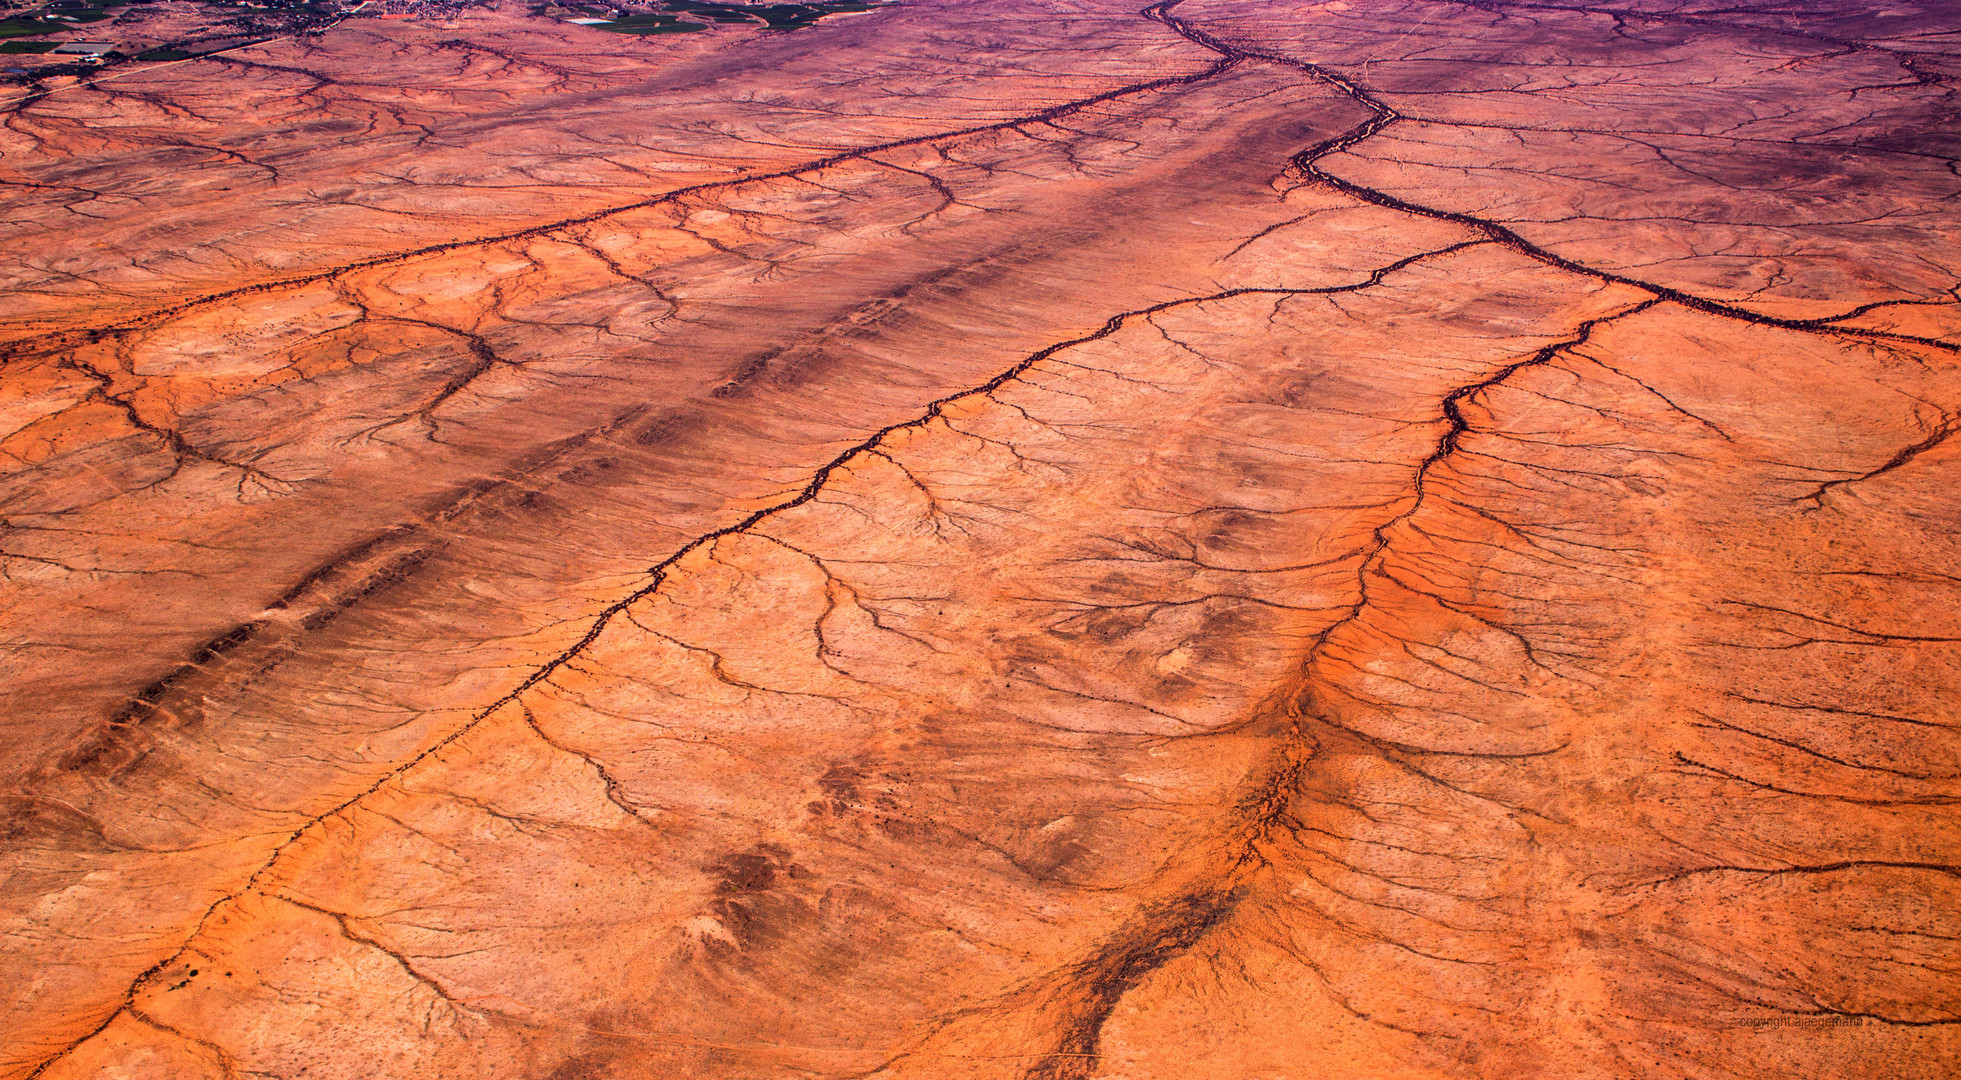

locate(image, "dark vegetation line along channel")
[[23, 239, 1491, 1077], [24, 0, 1957, 1073]]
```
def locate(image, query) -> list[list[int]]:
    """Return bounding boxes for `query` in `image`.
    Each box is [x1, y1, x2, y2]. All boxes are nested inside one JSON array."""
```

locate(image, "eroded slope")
[[1, 1, 1956, 1078]]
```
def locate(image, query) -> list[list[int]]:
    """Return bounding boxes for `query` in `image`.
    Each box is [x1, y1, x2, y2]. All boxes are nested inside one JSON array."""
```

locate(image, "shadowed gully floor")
[[1, 1, 1956, 1077]]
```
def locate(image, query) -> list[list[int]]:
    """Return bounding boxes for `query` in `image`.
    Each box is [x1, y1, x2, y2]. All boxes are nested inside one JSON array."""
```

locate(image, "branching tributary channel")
[[24, 1, 1960, 1075]]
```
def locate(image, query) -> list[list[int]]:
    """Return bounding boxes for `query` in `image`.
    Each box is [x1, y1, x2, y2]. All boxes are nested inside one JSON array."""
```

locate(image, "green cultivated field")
[[598, 13, 707, 33], [0, 17, 68, 35]]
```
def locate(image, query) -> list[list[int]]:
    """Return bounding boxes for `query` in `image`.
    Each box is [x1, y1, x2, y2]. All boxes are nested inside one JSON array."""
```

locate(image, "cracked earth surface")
[[1, 0, 1957, 1076]]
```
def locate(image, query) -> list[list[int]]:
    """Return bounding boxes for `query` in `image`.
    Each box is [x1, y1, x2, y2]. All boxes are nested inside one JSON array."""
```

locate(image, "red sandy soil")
[[0, 1, 1956, 1077]]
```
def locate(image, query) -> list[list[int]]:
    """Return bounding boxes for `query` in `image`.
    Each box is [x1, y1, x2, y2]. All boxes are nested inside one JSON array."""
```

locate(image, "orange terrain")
[[0, 1, 1956, 1077]]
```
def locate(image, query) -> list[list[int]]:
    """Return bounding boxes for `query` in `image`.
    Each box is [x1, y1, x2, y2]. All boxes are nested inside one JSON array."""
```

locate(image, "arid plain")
[[1, 0, 1958, 1077]]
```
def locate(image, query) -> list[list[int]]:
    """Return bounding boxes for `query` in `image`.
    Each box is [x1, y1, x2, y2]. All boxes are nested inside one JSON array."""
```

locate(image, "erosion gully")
[[24, 0, 1958, 1075]]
